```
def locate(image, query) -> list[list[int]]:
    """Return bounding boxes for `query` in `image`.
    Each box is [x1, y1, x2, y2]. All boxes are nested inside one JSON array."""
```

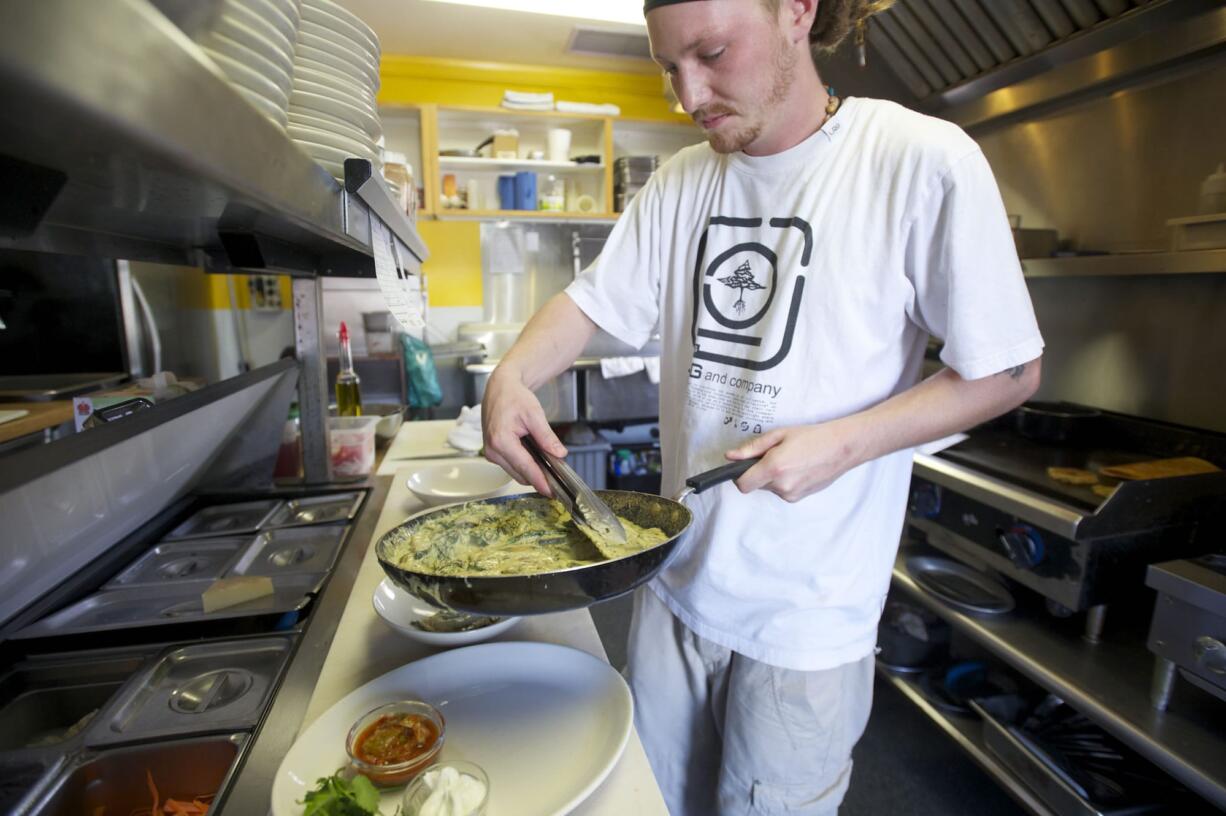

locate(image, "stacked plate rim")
[[194, 0, 303, 131], [289, 0, 384, 180]]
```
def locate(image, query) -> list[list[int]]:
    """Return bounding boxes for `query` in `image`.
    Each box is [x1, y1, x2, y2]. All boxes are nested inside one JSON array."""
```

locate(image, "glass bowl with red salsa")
[[345, 700, 446, 786]]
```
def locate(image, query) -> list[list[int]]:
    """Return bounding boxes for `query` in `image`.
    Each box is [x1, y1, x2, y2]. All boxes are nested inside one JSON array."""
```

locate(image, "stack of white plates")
[[196, 0, 302, 130], [289, 0, 383, 179]]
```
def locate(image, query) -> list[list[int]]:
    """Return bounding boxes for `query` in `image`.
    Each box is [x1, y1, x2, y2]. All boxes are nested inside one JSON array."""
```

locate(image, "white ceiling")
[[333, 0, 660, 75]]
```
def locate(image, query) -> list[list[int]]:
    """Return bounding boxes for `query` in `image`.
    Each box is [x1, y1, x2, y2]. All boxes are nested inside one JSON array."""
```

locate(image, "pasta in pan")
[[385, 498, 669, 576]]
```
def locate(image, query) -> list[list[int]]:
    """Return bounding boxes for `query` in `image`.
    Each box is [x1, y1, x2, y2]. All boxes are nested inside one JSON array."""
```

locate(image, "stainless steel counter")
[[218, 437, 668, 814]]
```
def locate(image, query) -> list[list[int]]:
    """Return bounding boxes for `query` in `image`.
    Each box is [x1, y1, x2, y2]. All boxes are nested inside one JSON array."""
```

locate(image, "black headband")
[[643, 0, 703, 12]]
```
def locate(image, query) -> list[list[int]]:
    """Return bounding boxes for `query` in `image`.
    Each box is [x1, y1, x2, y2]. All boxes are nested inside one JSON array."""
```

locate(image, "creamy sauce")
[[387, 498, 669, 576]]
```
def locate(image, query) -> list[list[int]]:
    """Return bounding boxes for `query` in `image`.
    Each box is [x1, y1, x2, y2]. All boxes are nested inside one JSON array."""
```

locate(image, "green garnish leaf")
[[300, 770, 383, 815]]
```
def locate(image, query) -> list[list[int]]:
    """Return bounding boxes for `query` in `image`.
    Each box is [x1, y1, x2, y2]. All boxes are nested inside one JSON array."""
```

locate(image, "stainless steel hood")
[[864, 0, 1226, 130]]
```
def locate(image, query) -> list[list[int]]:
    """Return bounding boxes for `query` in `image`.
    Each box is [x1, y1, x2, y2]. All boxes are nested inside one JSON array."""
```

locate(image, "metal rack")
[[890, 552, 1226, 810], [0, 0, 429, 482]]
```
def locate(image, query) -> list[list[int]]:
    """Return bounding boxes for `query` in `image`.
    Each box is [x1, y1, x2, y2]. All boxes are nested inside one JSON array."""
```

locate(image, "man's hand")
[[725, 418, 864, 503], [481, 364, 567, 497], [722, 357, 1042, 503]]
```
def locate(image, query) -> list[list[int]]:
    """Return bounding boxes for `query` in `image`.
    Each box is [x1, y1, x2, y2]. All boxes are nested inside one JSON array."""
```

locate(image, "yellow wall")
[[182, 271, 292, 311], [378, 56, 687, 309], [378, 56, 688, 123], [417, 220, 483, 307]]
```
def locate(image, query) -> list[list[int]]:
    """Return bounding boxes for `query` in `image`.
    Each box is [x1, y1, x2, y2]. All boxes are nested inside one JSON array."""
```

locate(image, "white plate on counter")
[[269, 641, 633, 816], [406, 460, 512, 504], [372, 578, 520, 646]]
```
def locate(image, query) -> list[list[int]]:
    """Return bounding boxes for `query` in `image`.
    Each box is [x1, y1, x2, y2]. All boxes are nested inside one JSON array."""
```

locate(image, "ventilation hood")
[[863, 0, 1226, 130]]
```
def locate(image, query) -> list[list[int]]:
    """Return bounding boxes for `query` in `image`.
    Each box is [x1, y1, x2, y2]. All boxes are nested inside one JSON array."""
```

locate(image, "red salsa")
[[354, 712, 440, 767]]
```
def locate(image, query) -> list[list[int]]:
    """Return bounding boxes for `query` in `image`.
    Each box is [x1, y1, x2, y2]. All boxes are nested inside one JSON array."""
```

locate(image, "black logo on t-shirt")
[[690, 216, 812, 372]]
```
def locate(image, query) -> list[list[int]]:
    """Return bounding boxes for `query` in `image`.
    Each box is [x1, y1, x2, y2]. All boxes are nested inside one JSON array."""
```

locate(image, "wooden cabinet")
[[379, 103, 696, 223]]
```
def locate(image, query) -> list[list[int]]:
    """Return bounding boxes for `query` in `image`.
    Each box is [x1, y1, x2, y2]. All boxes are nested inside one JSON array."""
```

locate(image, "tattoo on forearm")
[[1000, 364, 1026, 380]]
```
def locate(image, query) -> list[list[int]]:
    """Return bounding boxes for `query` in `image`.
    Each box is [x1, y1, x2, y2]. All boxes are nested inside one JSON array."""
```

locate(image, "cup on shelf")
[[497, 175, 516, 210], [547, 127, 572, 162], [514, 171, 536, 211]]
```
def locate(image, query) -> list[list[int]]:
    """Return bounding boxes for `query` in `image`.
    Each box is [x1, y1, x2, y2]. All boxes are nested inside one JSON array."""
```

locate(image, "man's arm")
[[727, 357, 1042, 502], [482, 292, 598, 495]]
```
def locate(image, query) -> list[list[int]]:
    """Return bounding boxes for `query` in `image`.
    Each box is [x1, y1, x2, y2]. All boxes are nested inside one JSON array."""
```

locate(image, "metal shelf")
[[890, 553, 1226, 808], [0, 0, 426, 277], [875, 664, 1056, 816], [438, 156, 605, 173], [1022, 250, 1226, 279]]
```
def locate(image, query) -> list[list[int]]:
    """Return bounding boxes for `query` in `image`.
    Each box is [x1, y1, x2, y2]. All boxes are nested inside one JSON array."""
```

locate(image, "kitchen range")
[[885, 402, 1226, 814], [4, 0, 1226, 814]]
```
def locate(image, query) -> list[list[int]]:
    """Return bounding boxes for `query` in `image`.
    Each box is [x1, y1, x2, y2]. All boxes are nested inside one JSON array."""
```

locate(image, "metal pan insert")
[[88, 637, 292, 746], [104, 537, 250, 588], [262, 492, 361, 529], [227, 527, 347, 578], [905, 555, 1015, 615], [164, 500, 283, 540], [12, 575, 321, 640]]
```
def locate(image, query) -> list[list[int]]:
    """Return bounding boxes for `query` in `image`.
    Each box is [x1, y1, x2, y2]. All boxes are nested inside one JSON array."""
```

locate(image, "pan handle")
[[680, 458, 761, 499]]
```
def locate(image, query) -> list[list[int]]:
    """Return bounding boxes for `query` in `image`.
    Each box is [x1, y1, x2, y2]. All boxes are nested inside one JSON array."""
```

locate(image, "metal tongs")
[[522, 435, 629, 559]]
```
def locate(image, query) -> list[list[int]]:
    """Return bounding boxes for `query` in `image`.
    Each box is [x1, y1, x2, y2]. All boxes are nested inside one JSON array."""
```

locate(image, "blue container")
[[497, 175, 516, 210], [515, 171, 537, 211]]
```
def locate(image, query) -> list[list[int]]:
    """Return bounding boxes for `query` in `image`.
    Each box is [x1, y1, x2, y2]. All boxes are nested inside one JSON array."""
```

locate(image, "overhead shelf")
[[434, 209, 618, 223], [1022, 249, 1226, 279], [890, 553, 1226, 809], [438, 156, 605, 173], [0, 0, 426, 276]]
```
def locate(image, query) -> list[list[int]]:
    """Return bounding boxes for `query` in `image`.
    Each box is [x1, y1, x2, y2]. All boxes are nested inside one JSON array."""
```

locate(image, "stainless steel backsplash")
[[974, 59, 1226, 432]]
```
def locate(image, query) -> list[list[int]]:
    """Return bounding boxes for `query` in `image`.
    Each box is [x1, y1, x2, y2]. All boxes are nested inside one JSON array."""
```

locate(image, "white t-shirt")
[[566, 98, 1044, 670]]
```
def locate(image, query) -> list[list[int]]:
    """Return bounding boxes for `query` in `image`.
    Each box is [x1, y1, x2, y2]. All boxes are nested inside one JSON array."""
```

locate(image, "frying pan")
[[1015, 401, 1101, 443], [376, 459, 757, 616]]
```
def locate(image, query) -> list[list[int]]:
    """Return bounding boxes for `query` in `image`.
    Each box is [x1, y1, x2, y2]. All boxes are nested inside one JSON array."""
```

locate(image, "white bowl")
[[407, 461, 512, 504], [372, 578, 520, 646]]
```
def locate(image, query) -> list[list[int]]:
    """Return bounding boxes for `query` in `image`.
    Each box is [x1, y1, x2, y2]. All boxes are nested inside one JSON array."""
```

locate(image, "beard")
[[697, 31, 798, 154]]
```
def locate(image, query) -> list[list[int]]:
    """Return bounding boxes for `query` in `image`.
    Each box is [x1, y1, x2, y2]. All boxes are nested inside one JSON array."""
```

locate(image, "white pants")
[[626, 587, 875, 816]]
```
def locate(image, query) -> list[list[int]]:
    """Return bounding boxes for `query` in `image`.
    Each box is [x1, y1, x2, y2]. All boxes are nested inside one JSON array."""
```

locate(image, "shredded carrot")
[[146, 769, 159, 816]]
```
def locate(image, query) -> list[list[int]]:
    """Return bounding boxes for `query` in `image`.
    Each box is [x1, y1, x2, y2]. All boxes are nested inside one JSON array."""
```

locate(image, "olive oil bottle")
[[336, 321, 362, 416]]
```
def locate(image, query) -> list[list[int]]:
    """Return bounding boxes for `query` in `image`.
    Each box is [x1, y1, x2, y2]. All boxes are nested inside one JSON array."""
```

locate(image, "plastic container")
[[540, 175, 564, 211], [328, 416, 380, 479], [345, 700, 446, 787], [401, 760, 490, 816], [383, 150, 415, 221], [1200, 162, 1226, 214]]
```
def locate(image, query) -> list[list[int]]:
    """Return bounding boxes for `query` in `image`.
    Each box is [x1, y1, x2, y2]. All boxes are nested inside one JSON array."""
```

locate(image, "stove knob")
[[910, 484, 941, 519], [1194, 636, 1226, 675], [999, 525, 1045, 568]]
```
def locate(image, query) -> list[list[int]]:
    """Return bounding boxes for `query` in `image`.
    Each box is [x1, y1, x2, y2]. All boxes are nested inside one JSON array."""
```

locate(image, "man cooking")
[[482, 0, 1044, 813]]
